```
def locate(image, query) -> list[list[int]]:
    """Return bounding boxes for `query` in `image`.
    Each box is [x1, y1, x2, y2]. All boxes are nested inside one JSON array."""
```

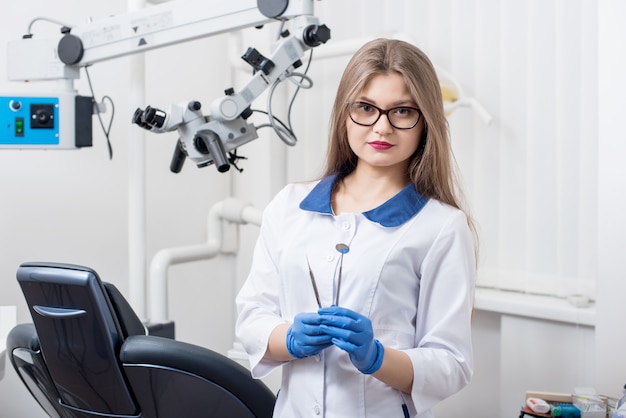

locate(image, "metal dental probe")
[[306, 256, 322, 308], [334, 243, 349, 306]]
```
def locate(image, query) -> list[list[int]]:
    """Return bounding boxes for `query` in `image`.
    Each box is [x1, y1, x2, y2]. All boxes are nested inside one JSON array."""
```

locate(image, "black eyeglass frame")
[[348, 101, 422, 130]]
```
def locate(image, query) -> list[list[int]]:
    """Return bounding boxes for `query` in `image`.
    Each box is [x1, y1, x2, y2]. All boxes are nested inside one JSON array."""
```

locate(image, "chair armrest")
[[6, 323, 39, 353]]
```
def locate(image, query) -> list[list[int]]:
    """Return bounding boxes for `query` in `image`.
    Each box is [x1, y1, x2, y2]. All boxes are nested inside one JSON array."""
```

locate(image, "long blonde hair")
[[323, 38, 476, 238]]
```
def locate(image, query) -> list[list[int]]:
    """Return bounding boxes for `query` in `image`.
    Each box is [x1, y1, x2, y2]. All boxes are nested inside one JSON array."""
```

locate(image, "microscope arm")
[[132, 13, 330, 172], [8, 0, 315, 81], [5, 0, 330, 171]]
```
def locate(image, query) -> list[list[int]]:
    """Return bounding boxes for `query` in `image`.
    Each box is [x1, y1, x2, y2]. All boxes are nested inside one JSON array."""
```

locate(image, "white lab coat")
[[236, 176, 475, 418]]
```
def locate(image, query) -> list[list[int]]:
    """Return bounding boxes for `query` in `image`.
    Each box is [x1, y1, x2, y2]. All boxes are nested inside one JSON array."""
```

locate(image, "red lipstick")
[[368, 141, 393, 150]]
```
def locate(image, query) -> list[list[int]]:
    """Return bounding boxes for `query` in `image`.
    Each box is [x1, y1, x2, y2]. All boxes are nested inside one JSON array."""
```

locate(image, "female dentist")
[[236, 38, 477, 417]]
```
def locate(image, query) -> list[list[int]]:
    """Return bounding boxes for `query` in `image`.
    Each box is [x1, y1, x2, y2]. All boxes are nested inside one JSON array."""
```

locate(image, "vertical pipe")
[[127, 0, 147, 319]]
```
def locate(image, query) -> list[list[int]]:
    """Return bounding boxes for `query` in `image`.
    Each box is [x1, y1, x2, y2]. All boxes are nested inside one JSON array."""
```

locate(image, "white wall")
[[596, 0, 626, 402], [1, 1, 625, 417]]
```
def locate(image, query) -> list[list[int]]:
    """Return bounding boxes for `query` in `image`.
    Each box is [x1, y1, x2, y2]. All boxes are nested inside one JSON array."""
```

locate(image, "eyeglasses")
[[348, 101, 421, 130]]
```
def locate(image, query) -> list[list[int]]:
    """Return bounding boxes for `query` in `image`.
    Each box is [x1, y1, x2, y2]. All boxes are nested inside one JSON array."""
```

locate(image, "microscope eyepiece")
[[303, 24, 331, 47]]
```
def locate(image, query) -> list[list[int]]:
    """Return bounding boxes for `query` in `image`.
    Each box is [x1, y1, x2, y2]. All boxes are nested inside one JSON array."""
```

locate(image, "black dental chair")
[[6, 262, 276, 418]]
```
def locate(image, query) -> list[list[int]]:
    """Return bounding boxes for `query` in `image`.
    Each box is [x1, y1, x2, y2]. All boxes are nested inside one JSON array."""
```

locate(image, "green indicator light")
[[15, 117, 24, 137]]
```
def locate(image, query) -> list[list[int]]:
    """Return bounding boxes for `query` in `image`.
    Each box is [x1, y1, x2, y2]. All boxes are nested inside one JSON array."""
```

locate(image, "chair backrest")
[[16, 262, 139, 417], [10, 261, 276, 418]]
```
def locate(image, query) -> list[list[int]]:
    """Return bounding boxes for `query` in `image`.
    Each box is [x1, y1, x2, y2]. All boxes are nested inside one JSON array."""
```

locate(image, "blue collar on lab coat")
[[299, 174, 429, 227]]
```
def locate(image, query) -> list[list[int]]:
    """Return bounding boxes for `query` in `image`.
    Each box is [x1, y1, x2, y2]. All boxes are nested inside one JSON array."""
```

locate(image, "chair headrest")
[[103, 282, 147, 338]]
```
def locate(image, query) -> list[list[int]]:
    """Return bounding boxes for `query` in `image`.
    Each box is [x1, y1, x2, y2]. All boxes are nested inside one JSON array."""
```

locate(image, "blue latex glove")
[[318, 306, 384, 374], [286, 312, 333, 359]]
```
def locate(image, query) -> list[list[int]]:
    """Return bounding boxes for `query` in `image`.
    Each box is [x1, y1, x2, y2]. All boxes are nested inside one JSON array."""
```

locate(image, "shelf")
[[474, 287, 596, 327]]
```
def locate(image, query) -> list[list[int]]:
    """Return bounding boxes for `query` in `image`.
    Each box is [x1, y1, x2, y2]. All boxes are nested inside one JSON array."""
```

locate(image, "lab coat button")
[[342, 222, 351, 230], [313, 404, 321, 415], [326, 254, 334, 262]]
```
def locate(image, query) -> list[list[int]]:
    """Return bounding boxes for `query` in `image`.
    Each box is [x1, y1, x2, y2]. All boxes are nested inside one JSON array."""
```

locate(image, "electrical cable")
[[287, 48, 314, 130], [251, 109, 292, 133], [263, 49, 314, 146], [26, 17, 74, 36], [85, 66, 115, 159]]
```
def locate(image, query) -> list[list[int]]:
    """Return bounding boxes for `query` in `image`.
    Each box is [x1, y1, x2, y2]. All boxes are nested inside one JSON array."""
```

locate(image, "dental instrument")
[[306, 256, 322, 309], [334, 243, 349, 306]]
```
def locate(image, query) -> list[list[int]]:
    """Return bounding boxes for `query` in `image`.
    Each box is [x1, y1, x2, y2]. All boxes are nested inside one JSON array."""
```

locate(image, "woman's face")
[[346, 72, 424, 175]]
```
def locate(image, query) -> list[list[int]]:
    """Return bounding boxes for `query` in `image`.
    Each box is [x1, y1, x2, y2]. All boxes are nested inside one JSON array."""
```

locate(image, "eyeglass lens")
[[349, 102, 420, 129]]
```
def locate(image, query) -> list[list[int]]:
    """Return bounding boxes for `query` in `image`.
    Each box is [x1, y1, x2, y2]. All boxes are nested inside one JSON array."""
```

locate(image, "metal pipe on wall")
[[127, 0, 147, 319], [149, 198, 262, 323]]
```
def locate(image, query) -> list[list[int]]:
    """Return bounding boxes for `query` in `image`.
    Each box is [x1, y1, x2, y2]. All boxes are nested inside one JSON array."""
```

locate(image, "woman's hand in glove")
[[286, 312, 333, 359], [318, 306, 384, 374]]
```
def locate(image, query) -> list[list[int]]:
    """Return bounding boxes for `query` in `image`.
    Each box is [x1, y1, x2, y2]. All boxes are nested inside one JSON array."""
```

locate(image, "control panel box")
[[0, 93, 93, 149]]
